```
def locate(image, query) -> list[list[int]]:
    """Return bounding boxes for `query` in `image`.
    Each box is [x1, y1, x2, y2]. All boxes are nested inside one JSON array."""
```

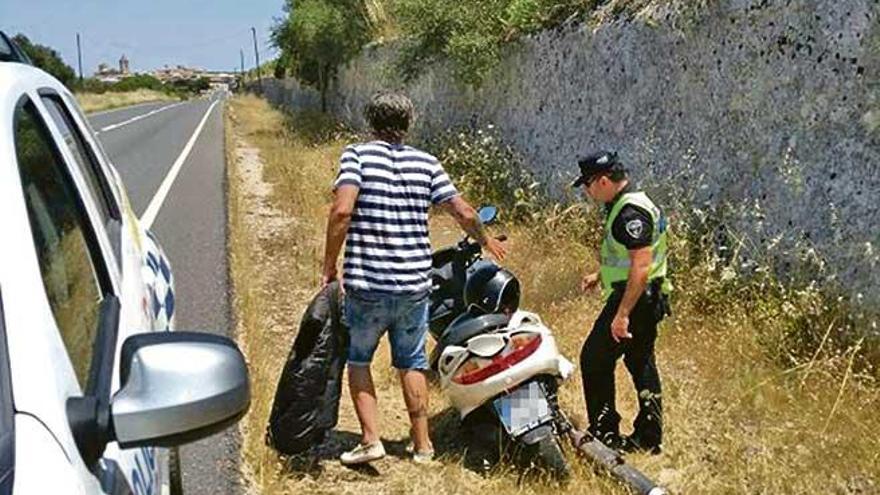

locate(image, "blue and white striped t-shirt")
[[334, 140, 459, 294]]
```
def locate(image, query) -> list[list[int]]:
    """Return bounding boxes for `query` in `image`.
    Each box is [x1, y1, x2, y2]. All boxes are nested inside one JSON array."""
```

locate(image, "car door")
[[0, 292, 14, 495], [35, 90, 168, 495], [5, 91, 159, 494]]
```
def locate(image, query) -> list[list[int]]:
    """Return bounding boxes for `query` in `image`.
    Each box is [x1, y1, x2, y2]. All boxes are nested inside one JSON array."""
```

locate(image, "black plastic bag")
[[266, 281, 348, 455]]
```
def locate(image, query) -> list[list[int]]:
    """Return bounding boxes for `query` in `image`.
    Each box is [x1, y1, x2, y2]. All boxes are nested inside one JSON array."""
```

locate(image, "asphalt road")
[[89, 97, 242, 495]]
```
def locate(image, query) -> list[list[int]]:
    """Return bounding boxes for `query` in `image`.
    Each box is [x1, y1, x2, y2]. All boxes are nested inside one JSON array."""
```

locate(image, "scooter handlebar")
[[449, 234, 508, 266]]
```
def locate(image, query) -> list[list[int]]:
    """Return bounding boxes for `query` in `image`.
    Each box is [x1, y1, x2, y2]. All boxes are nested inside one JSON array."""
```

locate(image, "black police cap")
[[571, 150, 619, 187]]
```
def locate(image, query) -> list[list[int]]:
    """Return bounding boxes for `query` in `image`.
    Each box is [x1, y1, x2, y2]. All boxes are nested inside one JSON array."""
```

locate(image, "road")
[[89, 97, 242, 495]]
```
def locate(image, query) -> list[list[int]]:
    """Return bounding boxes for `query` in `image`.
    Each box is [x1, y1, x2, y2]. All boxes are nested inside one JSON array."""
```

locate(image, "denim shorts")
[[344, 289, 430, 370]]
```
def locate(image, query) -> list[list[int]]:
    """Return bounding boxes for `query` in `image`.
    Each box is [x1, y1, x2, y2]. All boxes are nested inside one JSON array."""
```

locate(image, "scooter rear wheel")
[[526, 435, 570, 481]]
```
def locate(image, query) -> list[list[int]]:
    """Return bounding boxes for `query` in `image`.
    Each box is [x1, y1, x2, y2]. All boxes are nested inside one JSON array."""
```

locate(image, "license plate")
[[493, 381, 552, 437]]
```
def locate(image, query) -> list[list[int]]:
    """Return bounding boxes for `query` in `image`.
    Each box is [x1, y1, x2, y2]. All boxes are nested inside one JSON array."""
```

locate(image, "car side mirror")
[[111, 332, 250, 448], [478, 205, 498, 225]]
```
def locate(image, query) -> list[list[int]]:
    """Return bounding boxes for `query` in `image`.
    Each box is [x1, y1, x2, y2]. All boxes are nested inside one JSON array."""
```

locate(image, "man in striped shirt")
[[321, 92, 507, 465]]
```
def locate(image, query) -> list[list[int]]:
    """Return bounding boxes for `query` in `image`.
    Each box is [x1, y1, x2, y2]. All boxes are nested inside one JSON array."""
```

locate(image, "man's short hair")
[[364, 91, 414, 140]]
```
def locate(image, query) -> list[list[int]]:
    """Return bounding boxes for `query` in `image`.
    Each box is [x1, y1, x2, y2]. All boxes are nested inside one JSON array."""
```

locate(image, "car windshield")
[[0, 32, 30, 64], [0, 35, 13, 61]]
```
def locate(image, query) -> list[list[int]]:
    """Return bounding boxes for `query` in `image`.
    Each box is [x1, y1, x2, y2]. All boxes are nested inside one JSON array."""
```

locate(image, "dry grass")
[[227, 95, 880, 494], [76, 89, 178, 113]]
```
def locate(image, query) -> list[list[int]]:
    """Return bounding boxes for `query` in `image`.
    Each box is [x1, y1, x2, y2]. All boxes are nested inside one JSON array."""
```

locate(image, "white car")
[[0, 36, 250, 494]]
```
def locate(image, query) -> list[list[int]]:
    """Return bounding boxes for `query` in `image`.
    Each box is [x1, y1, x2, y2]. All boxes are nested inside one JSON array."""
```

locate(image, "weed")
[[76, 89, 178, 113]]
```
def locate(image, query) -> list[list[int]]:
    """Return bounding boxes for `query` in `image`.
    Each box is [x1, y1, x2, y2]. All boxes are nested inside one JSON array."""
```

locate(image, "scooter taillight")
[[452, 333, 542, 385]]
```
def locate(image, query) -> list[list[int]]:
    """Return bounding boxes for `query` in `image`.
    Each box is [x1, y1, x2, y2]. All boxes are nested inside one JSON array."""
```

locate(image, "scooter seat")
[[439, 312, 510, 349]]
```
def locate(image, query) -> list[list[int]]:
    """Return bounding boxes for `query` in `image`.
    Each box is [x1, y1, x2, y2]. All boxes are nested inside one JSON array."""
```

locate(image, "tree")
[[271, 0, 371, 111], [166, 77, 210, 95], [391, 0, 595, 86], [12, 34, 77, 87], [274, 54, 288, 79]]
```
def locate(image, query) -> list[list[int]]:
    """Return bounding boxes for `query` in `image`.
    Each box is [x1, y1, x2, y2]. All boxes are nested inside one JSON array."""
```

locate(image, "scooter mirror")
[[478, 205, 498, 225]]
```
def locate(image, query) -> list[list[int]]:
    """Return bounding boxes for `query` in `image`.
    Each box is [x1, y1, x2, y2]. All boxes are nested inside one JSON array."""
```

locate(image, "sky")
[[2, 0, 285, 74]]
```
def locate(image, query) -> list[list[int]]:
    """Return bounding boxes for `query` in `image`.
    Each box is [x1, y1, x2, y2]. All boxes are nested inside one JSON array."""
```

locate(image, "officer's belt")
[[610, 277, 665, 296]]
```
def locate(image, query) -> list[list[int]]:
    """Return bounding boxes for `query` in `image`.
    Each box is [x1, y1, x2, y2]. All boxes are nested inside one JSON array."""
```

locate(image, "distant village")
[[94, 54, 237, 89]]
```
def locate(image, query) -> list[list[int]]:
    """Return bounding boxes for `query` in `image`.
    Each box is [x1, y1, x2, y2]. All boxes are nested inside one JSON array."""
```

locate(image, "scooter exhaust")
[[566, 429, 667, 495]]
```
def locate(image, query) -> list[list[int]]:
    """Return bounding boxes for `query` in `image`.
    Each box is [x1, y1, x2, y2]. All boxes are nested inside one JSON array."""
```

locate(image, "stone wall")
[[261, 0, 880, 304], [260, 77, 322, 114]]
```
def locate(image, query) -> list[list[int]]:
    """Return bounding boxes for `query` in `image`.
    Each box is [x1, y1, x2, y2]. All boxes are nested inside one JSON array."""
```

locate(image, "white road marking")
[[140, 100, 219, 229], [87, 100, 161, 117], [96, 101, 185, 133]]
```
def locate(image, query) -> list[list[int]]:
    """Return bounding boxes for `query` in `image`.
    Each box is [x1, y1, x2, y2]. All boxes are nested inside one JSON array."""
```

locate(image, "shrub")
[[165, 77, 210, 95], [74, 78, 111, 94], [110, 74, 165, 92], [391, 0, 597, 85], [424, 125, 542, 221]]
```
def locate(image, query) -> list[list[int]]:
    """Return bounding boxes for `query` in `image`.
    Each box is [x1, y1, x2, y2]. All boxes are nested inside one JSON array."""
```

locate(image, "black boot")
[[624, 389, 662, 454], [620, 434, 662, 455], [588, 404, 623, 449]]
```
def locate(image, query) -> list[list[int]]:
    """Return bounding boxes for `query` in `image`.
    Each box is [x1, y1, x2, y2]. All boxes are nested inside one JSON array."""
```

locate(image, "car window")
[[61, 93, 118, 190], [14, 98, 110, 388], [40, 95, 116, 226]]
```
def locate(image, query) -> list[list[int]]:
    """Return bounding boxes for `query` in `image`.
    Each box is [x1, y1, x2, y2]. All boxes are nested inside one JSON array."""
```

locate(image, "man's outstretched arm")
[[439, 196, 507, 261]]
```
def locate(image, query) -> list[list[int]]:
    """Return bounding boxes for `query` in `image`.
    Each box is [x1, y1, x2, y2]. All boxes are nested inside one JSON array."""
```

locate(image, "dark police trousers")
[[580, 287, 665, 448]]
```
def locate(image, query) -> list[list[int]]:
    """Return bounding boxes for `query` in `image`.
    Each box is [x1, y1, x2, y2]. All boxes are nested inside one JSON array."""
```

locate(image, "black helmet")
[[464, 261, 521, 315]]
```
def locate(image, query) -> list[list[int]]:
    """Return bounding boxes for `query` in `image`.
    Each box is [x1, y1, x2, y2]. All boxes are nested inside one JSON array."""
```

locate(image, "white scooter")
[[429, 206, 575, 478], [428, 206, 667, 493]]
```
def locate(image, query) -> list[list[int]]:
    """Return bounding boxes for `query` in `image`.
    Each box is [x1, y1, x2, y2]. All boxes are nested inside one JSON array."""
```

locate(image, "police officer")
[[572, 150, 671, 454]]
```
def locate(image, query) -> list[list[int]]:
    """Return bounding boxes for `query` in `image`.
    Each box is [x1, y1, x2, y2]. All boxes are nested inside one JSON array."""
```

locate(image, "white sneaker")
[[340, 441, 386, 465], [406, 439, 434, 462], [412, 449, 436, 465]]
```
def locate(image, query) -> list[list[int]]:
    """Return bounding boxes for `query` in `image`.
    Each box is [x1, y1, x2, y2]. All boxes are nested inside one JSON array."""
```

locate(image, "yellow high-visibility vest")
[[600, 192, 672, 300]]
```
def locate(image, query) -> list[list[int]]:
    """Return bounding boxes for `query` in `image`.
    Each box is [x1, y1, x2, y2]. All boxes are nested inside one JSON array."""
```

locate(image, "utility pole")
[[251, 27, 262, 93], [239, 49, 246, 92], [76, 33, 83, 82]]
